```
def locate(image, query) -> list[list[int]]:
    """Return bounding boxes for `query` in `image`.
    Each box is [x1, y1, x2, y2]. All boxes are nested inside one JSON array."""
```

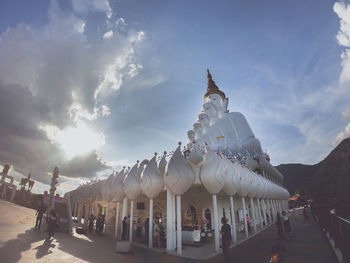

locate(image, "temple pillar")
[[257, 199, 263, 230], [104, 201, 109, 233], [229, 196, 237, 242], [122, 197, 128, 220], [115, 201, 120, 239], [149, 198, 153, 248], [242, 197, 248, 238], [129, 200, 134, 242], [176, 195, 182, 255], [172, 193, 176, 251], [66, 193, 73, 234], [250, 198, 257, 233], [212, 194, 219, 251], [166, 190, 173, 251]]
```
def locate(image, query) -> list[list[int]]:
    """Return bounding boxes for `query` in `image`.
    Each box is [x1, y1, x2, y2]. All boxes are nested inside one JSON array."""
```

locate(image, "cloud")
[[334, 122, 350, 145], [0, 0, 157, 192], [334, 1, 350, 84], [103, 30, 113, 39]]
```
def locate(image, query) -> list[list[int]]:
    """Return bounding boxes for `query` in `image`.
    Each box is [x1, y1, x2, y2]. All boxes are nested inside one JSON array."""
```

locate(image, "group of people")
[[35, 202, 58, 240], [88, 214, 105, 233], [121, 217, 165, 247]]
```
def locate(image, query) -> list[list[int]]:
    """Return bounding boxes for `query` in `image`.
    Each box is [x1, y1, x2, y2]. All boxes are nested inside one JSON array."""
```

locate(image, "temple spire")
[[204, 69, 226, 101]]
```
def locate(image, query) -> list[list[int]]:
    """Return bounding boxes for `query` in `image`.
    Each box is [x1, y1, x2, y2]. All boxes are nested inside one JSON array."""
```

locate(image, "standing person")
[[153, 218, 160, 247], [35, 203, 46, 229], [88, 214, 94, 232], [303, 205, 309, 220], [47, 209, 57, 239], [96, 214, 101, 233], [276, 213, 283, 239], [282, 211, 292, 236], [101, 214, 105, 232], [136, 218, 142, 241], [122, 216, 128, 240], [144, 218, 149, 242], [246, 214, 251, 234], [220, 217, 232, 263]]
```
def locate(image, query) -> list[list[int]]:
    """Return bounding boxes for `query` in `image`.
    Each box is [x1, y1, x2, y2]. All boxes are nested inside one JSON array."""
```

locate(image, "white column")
[[256, 199, 261, 231], [166, 190, 173, 251], [172, 193, 176, 251], [176, 195, 182, 255], [149, 198, 153, 248], [115, 201, 120, 239], [122, 197, 128, 219], [129, 200, 134, 242], [66, 193, 73, 234], [104, 201, 109, 233], [250, 198, 257, 233], [242, 197, 248, 238], [262, 199, 267, 227], [229, 196, 237, 242], [212, 194, 220, 252]]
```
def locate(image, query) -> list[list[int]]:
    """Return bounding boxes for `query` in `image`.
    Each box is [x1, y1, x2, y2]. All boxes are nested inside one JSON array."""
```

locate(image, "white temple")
[[67, 70, 289, 257]]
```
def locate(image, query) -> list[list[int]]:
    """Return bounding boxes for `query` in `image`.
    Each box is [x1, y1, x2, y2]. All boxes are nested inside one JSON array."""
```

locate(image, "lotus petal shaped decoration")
[[110, 168, 126, 202], [165, 145, 195, 195], [222, 158, 241, 196], [141, 155, 164, 199], [200, 147, 226, 194], [123, 162, 142, 201]]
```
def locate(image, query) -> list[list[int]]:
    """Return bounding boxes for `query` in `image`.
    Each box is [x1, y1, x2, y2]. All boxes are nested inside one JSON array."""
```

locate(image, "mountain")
[[276, 138, 350, 216]]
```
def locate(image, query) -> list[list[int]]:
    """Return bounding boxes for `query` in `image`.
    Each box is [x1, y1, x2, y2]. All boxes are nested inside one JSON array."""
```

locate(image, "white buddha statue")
[[193, 69, 262, 153], [197, 113, 210, 132]]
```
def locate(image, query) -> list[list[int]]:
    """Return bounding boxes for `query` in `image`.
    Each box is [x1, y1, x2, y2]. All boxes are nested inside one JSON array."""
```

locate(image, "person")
[[96, 214, 101, 233], [303, 205, 309, 220], [101, 214, 105, 232], [220, 217, 232, 263], [153, 218, 160, 247], [276, 213, 283, 239], [144, 218, 149, 242], [47, 209, 57, 239], [246, 214, 251, 234], [122, 216, 128, 240], [136, 218, 142, 240], [88, 214, 94, 232], [282, 211, 291, 236], [35, 203, 46, 229]]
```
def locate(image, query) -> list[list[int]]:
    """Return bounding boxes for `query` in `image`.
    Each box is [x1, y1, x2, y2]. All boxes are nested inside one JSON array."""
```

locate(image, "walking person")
[[136, 218, 142, 241], [220, 217, 232, 263], [47, 209, 57, 239], [35, 203, 46, 229], [88, 214, 94, 232], [246, 214, 251, 234], [122, 216, 128, 240], [144, 218, 149, 242], [282, 211, 292, 236], [276, 213, 283, 239]]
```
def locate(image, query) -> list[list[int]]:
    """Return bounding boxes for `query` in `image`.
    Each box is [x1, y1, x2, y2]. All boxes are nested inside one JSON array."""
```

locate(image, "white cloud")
[[334, 1, 350, 84], [334, 122, 350, 145], [0, 0, 158, 192], [103, 30, 113, 39]]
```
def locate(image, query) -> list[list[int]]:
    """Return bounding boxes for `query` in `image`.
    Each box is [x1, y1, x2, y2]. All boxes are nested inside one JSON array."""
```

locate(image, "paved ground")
[[0, 200, 337, 263]]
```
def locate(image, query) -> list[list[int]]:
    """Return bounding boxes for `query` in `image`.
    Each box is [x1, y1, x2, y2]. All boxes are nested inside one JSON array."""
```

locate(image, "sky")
[[1, 0, 350, 195]]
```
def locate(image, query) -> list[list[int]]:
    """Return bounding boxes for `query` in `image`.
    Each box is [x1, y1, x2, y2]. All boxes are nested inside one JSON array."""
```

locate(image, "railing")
[[311, 204, 350, 263]]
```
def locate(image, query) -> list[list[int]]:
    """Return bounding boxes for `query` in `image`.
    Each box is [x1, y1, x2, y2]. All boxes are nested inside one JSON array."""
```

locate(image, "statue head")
[[187, 130, 196, 143], [193, 122, 203, 139], [197, 113, 210, 131], [201, 102, 218, 125], [205, 94, 225, 118]]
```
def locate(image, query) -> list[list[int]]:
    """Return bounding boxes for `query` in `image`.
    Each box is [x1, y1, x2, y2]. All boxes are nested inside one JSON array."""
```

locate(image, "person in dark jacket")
[[35, 203, 46, 229], [220, 217, 232, 263], [122, 217, 128, 240], [88, 214, 94, 232], [47, 209, 57, 239], [144, 218, 149, 242], [276, 213, 283, 239]]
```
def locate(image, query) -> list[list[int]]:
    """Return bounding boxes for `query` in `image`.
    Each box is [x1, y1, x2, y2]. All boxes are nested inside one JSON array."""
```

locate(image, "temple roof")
[[204, 69, 226, 101]]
